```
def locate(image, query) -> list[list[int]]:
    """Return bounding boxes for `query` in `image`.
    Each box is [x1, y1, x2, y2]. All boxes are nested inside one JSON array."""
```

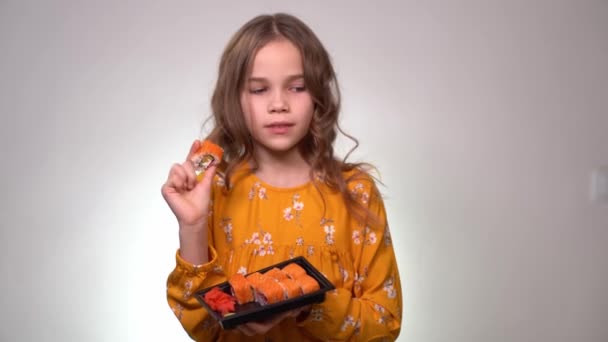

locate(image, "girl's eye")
[[250, 88, 267, 94], [290, 85, 306, 92]]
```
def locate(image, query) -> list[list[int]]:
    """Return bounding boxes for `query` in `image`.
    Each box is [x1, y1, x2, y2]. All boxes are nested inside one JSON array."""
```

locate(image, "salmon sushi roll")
[[228, 273, 255, 305], [277, 277, 303, 299], [282, 263, 307, 279], [246, 272, 264, 288], [191, 140, 224, 181], [254, 275, 285, 305], [264, 267, 289, 281], [295, 274, 320, 294]]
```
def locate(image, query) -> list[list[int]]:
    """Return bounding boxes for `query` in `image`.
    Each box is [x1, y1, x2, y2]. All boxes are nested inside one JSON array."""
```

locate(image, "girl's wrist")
[[178, 225, 209, 265], [178, 219, 207, 233]]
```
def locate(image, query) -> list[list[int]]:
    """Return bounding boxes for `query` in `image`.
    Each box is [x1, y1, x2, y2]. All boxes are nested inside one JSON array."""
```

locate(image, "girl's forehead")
[[249, 39, 303, 78]]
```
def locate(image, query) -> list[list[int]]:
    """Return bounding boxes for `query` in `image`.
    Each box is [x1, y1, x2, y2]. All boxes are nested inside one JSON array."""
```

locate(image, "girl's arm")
[[166, 244, 227, 341], [297, 179, 403, 341], [162, 140, 227, 340]]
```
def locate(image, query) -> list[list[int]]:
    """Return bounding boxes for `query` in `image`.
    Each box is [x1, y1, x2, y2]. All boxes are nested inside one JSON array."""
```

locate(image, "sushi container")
[[194, 256, 335, 329]]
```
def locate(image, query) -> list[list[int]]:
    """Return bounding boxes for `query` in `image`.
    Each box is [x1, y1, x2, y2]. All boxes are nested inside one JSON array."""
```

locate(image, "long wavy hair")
[[204, 13, 379, 227]]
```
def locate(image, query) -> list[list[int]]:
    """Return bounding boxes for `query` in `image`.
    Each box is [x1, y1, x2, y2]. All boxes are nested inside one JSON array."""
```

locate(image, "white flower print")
[[244, 230, 274, 256], [354, 320, 361, 335], [283, 193, 304, 226], [383, 277, 397, 299], [293, 200, 304, 211], [354, 272, 365, 284], [350, 182, 370, 205], [212, 264, 223, 274], [341, 316, 360, 333], [322, 221, 336, 245], [224, 222, 233, 234], [183, 280, 193, 300], [374, 303, 386, 314], [339, 265, 349, 283], [263, 232, 272, 245], [258, 187, 267, 199], [352, 230, 361, 245], [361, 192, 369, 204], [283, 207, 294, 221], [341, 315, 356, 331], [237, 266, 247, 275], [353, 271, 365, 293], [310, 307, 323, 321], [248, 182, 268, 200], [220, 218, 233, 243], [368, 232, 377, 244], [307, 245, 314, 256], [172, 304, 184, 320], [296, 236, 304, 246]]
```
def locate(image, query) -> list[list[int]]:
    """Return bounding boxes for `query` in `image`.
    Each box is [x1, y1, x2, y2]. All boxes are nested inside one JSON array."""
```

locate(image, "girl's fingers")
[[195, 163, 217, 192], [237, 310, 290, 336], [236, 325, 256, 336], [167, 163, 188, 192], [181, 160, 197, 190], [186, 139, 200, 160]]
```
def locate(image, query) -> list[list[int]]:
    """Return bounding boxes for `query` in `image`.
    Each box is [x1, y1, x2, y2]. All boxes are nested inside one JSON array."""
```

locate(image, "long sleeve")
[[166, 246, 228, 341], [297, 180, 403, 341]]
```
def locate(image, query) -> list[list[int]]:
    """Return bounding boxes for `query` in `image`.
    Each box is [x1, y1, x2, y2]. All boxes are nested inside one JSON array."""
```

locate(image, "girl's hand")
[[161, 140, 217, 231], [236, 306, 311, 336]]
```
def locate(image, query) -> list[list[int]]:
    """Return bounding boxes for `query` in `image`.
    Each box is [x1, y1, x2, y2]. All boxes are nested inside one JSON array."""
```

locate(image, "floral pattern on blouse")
[[350, 182, 369, 204], [283, 193, 304, 227], [383, 276, 397, 299], [320, 218, 336, 245], [244, 230, 275, 256], [248, 182, 268, 200], [220, 218, 233, 243]]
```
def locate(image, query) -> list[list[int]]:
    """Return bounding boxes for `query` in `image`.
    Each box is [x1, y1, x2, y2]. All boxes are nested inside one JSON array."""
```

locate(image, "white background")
[[1, 1, 607, 341]]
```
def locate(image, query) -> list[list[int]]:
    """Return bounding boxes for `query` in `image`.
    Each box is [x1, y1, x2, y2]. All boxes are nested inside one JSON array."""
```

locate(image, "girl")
[[162, 13, 402, 341]]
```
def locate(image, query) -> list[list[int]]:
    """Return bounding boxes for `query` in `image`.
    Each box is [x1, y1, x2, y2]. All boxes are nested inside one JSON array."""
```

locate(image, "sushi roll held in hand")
[[190, 140, 223, 181]]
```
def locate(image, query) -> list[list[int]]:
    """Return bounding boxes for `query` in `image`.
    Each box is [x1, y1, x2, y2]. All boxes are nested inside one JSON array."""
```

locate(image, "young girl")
[[162, 13, 402, 341]]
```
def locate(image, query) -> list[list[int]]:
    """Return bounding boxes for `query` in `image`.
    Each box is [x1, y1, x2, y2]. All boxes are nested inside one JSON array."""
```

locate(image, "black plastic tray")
[[194, 256, 335, 329]]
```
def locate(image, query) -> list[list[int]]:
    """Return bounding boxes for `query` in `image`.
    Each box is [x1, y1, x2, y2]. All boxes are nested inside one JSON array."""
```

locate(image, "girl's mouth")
[[266, 122, 294, 134]]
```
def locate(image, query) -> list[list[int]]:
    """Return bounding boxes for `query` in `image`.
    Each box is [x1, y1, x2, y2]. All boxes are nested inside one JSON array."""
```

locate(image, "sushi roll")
[[277, 277, 303, 299], [228, 273, 255, 305], [246, 272, 264, 287], [191, 140, 224, 181], [294, 274, 320, 294], [254, 275, 285, 305], [282, 263, 307, 279], [264, 267, 289, 282]]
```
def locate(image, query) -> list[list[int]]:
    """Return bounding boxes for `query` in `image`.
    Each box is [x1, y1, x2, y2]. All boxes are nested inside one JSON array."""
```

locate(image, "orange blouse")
[[166, 165, 402, 341]]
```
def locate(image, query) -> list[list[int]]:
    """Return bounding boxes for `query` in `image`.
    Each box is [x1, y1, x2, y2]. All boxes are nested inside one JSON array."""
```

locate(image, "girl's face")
[[240, 39, 314, 159]]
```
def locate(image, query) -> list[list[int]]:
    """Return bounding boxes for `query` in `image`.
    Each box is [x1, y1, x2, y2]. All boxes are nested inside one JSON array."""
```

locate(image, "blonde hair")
[[205, 13, 379, 227]]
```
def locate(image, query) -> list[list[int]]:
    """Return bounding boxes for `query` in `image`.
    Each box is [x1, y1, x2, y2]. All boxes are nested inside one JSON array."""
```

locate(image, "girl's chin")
[[254, 142, 301, 156]]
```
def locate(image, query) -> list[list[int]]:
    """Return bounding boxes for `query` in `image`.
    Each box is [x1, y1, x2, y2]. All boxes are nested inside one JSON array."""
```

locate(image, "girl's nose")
[[268, 91, 289, 113]]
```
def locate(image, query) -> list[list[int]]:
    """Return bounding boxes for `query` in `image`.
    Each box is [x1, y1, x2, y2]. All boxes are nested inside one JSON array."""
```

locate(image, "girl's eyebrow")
[[247, 74, 304, 82]]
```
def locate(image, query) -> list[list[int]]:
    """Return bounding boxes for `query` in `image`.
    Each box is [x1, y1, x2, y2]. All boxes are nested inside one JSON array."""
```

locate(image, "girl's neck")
[[251, 148, 312, 188]]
